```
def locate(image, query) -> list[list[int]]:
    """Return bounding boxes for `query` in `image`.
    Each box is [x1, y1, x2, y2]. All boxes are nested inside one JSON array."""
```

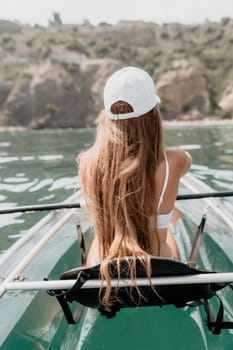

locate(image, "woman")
[[78, 66, 192, 307]]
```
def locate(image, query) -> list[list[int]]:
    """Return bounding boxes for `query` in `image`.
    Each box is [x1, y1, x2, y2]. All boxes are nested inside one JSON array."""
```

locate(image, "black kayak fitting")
[[47, 257, 233, 334]]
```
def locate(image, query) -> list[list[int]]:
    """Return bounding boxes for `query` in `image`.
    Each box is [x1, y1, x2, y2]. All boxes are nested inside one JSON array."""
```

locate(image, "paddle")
[[0, 190, 232, 214], [177, 191, 233, 200], [0, 202, 81, 214]]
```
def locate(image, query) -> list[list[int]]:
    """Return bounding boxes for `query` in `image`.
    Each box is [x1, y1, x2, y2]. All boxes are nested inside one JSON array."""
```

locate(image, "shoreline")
[[0, 118, 233, 132], [163, 118, 233, 127], [0, 126, 28, 132]]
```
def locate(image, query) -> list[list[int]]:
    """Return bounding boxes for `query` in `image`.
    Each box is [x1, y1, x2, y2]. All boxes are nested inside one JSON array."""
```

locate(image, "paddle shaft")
[[0, 190, 232, 214], [0, 202, 81, 214], [177, 191, 233, 200]]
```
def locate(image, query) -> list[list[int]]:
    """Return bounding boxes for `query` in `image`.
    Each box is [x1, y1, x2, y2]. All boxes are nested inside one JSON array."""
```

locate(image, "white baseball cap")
[[103, 66, 161, 120]]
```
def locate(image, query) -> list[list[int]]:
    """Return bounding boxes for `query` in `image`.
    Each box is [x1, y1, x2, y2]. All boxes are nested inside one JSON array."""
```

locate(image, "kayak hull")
[[1, 175, 233, 349]]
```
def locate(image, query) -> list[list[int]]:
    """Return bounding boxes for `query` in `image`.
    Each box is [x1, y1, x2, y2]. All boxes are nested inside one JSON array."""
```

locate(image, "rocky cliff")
[[0, 18, 232, 128]]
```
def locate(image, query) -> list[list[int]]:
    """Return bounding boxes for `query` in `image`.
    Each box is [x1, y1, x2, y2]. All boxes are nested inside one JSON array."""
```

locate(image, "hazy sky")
[[0, 0, 232, 26]]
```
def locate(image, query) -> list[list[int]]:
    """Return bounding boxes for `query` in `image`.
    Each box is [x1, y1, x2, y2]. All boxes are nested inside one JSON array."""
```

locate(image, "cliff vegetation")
[[0, 17, 233, 128]]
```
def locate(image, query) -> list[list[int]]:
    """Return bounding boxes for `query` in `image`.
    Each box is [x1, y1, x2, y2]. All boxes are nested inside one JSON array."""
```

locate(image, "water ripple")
[[21, 156, 36, 161], [0, 142, 11, 147], [29, 179, 54, 192], [0, 180, 38, 192], [0, 154, 63, 164], [38, 155, 64, 161], [0, 156, 19, 164], [178, 144, 202, 150], [0, 211, 24, 229], [48, 177, 76, 191], [4, 177, 30, 183], [39, 194, 55, 202]]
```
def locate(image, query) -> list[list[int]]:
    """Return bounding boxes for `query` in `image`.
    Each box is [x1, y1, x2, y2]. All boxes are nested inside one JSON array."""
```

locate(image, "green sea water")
[[0, 124, 233, 349]]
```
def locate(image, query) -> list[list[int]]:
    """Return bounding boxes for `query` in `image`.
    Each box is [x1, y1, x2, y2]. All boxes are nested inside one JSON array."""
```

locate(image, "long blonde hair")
[[78, 102, 164, 308]]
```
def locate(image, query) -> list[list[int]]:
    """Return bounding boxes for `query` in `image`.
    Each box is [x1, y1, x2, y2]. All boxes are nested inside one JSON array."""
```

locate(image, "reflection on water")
[[0, 125, 232, 252]]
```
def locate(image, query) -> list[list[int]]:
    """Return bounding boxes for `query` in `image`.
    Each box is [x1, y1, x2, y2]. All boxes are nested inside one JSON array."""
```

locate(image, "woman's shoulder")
[[166, 148, 192, 176]]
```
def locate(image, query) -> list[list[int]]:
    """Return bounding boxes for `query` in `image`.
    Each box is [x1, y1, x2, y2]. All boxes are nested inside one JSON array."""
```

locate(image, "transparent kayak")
[[0, 174, 233, 350]]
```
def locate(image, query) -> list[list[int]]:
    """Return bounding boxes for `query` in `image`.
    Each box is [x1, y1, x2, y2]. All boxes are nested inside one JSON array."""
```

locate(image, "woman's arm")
[[167, 149, 192, 177]]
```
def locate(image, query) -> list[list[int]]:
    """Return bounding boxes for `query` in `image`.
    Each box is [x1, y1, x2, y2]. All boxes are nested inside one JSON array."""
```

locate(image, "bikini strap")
[[157, 152, 169, 210]]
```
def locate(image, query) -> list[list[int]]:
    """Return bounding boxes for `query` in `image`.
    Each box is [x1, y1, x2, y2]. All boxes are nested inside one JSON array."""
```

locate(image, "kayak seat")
[[47, 256, 233, 334], [60, 257, 223, 308]]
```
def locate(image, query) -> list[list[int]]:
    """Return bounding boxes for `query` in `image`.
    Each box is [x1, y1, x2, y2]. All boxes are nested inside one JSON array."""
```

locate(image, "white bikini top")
[[153, 152, 173, 229]]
